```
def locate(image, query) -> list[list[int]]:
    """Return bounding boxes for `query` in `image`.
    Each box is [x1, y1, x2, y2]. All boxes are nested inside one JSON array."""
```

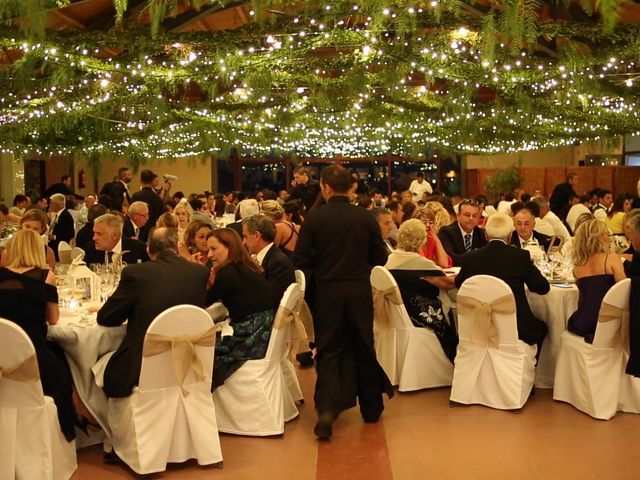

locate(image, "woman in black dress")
[[0, 229, 76, 441], [206, 228, 275, 389]]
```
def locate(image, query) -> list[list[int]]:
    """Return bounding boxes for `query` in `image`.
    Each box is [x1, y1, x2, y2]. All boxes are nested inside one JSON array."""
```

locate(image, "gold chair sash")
[[142, 326, 216, 396], [598, 302, 630, 354], [456, 293, 516, 349], [0, 354, 39, 382], [372, 285, 403, 331], [273, 296, 313, 361]]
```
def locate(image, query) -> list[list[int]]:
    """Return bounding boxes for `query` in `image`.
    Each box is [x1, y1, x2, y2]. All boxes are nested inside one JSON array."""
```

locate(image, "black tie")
[[464, 233, 472, 252]]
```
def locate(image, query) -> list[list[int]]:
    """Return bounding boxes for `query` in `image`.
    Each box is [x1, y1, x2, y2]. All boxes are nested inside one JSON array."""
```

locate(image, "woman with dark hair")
[[283, 200, 303, 224], [206, 228, 274, 388]]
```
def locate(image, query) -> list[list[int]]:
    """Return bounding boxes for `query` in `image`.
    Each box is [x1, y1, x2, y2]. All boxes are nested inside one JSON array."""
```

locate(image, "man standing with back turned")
[[295, 164, 393, 440]]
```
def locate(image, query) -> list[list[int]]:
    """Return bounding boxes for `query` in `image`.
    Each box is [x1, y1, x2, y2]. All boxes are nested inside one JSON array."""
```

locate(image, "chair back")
[[294, 270, 306, 294], [58, 241, 72, 264], [265, 283, 301, 362], [370, 266, 412, 329], [457, 275, 519, 347], [71, 247, 85, 263], [593, 278, 631, 349], [139, 305, 215, 392], [0, 319, 45, 407]]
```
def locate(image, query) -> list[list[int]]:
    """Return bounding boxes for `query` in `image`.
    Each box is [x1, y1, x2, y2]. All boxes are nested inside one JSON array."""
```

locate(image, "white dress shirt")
[[542, 210, 571, 241], [255, 243, 274, 266]]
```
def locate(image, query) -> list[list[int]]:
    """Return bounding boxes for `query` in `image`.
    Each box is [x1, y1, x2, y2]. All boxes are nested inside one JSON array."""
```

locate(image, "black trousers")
[[313, 282, 389, 418]]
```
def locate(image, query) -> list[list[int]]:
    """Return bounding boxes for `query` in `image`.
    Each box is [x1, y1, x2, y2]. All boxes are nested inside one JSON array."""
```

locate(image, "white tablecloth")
[[527, 284, 579, 388], [47, 309, 126, 441]]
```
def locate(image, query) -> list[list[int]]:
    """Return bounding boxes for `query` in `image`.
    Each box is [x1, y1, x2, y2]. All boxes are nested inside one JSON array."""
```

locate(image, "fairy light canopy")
[[1, 0, 640, 165]]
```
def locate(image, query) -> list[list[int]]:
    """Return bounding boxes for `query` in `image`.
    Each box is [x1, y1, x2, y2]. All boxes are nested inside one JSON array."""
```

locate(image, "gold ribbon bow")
[[142, 326, 216, 396], [274, 297, 313, 361], [0, 354, 39, 382], [598, 302, 630, 354], [372, 285, 403, 331], [456, 294, 516, 348]]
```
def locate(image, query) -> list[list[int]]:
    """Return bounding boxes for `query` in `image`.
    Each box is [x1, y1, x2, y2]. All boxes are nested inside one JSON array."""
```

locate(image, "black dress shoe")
[[296, 351, 314, 368], [314, 412, 334, 440], [103, 451, 122, 465], [361, 412, 382, 423]]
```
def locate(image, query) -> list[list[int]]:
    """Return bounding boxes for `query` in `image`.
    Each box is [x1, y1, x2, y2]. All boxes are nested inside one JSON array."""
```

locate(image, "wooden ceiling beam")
[[53, 9, 86, 29], [85, 0, 147, 31], [165, 1, 248, 32]]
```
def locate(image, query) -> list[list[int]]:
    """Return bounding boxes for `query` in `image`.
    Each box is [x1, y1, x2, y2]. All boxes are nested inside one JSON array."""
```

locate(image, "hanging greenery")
[[1, 1, 640, 165]]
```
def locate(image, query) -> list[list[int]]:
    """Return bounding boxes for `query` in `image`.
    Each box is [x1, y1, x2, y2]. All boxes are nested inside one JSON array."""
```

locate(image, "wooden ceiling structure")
[[3, 1, 640, 162]]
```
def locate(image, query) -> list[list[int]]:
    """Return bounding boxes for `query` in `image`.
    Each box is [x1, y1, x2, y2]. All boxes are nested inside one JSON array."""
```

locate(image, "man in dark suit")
[[227, 198, 260, 237], [109, 167, 133, 213], [47, 193, 76, 261], [510, 208, 552, 252], [624, 212, 640, 277], [84, 213, 149, 265], [295, 165, 392, 440], [371, 207, 395, 254], [242, 214, 295, 308], [131, 169, 165, 228], [289, 166, 321, 213], [455, 212, 550, 356], [45, 175, 83, 201], [438, 198, 487, 266], [122, 201, 150, 242], [75, 204, 108, 251], [549, 172, 579, 220], [97, 227, 209, 397]]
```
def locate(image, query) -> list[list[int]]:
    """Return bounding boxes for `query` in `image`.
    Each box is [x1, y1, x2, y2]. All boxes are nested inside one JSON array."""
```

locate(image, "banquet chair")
[[213, 284, 301, 436], [554, 279, 630, 419], [450, 275, 537, 410], [370, 266, 453, 392], [280, 270, 308, 404], [0, 319, 77, 480], [107, 305, 223, 475], [70, 246, 85, 263]]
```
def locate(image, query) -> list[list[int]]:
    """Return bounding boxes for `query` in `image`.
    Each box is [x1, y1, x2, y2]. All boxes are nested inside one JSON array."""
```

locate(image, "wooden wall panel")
[[594, 167, 615, 193], [519, 168, 545, 195], [615, 167, 640, 195], [544, 167, 567, 197]]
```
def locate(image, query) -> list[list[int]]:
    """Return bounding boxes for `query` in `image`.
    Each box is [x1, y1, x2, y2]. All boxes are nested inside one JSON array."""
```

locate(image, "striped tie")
[[464, 233, 472, 252]]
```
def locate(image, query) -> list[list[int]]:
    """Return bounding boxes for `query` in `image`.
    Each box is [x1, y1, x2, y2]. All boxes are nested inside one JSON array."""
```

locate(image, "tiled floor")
[[75, 367, 640, 479]]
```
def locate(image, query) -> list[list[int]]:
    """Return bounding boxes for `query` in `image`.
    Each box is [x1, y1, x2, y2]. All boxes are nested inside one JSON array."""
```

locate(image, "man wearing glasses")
[[438, 198, 487, 266], [123, 201, 150, 242]]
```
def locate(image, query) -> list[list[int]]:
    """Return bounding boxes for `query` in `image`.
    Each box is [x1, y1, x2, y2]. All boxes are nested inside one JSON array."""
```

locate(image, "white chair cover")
[[294, 269, 306, 294], [0, 319, 77, 480], [57, 241, 72, 265], [70, 247, 85, 263], [213, 284, 301, 436], [281, 270, 308, 404], [370, 266, 453, 392], [554, 279, 630, 419], [106, 305, 223, 474], [450, 275, 537, 410]]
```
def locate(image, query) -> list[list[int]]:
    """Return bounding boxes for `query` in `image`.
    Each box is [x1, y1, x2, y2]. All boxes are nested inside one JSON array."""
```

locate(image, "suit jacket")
[[109, 181, 131, 212], [227, 220, 243, 237], [45, 183, 83, 200], [549, 182, 577, 219], [509, 230, 553, 253], [261, 244, 296, 309], [455, 240, 550, 346], [438, 222, 487, 266], [97, 251, 209, 397], [83, 236, 150, 265], [48, 209, 75, 260], [624, 252, 640, 277], [74, 222, 94, 251], [131, 187, 164, 227]]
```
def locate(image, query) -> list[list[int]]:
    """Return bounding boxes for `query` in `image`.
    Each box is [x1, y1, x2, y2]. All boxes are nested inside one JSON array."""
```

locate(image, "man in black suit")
[[131, 169, 165, 228], [109, 167, 133, 213], [624, 212, 640, 277], [295, 164, 392, 440], [510, 208, 552, 252], [75, 204, 108, 251], [45, 175, 83, 201], [122, 201, 150, 242], [47, 193, 76, 261], [371, 207, 395, 254], [289, 166, 321, 213], [455, 212, 550, 356], [227, 198, 260, 237], [549, 172, 579, 220], [242, 214, 295, 308], [84, 213, 149, 265], [97, 227, 209, 397], [438, 198, 487, 266]]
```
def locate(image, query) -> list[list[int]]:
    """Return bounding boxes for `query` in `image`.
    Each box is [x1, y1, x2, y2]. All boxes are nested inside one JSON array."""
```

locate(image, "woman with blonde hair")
[[385, 219, 457, 361], [0, 229, 78, 441], [567, 218, 625, 342], [174, 200, 193, 231], [1, 208, 56, 270], [261, 199, 300, 257], [205, 228, 274, 388], [425, 200, 454, 230]]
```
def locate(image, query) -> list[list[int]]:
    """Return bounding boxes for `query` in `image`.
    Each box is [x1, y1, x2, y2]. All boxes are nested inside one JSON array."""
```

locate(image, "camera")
[[163, 174, 178, 183]]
